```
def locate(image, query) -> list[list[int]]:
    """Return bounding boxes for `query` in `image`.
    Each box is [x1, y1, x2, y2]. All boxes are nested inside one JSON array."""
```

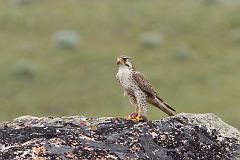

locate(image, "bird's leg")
[[126, 93, 139, 120], [128, 105, 139, 119], [135, 107, 144, 122], [127, 112, 138, 120], [135, 105, 139, 114], [134, 91, 147, 122], [127, 107, 139, 120], [135, 107, 148, 122], [127, 105, 139, 120]]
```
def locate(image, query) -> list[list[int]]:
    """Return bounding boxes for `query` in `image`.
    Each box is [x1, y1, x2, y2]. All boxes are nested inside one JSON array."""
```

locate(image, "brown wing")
[[132, 71, 176, 112], [132, 71, 158, 97]]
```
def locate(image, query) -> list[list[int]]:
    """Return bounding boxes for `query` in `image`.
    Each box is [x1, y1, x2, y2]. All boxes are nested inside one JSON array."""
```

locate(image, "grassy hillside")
[[0, 0, 240, 128]]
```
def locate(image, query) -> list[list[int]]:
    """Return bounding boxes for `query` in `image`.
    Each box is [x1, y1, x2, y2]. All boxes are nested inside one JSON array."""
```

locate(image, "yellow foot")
[[126, 113, 148, 122], [126, 117, 137, 121], [135, 115, 144, 122]]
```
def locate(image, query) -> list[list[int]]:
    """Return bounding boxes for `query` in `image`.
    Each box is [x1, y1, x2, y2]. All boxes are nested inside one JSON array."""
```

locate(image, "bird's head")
[[116, 55, 133, 68]]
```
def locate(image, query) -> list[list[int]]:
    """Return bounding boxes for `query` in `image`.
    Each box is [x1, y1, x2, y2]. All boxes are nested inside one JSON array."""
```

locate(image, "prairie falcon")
[[116, 55, 176, 121]]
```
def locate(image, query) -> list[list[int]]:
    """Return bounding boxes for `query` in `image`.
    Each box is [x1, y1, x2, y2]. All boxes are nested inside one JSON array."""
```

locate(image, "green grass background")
[[0, 0, 240, 129]]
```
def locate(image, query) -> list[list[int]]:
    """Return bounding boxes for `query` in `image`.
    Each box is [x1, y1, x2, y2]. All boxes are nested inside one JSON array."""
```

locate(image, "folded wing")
[[132, 71, 176, 116]]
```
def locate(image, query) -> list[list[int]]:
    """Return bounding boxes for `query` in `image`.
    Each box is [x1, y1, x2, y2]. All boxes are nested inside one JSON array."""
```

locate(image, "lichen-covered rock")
[[0, 113, 239, 160]]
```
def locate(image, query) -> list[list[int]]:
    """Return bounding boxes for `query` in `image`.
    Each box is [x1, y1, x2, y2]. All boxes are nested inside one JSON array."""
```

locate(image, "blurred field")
[[0, 0, 240, 128]]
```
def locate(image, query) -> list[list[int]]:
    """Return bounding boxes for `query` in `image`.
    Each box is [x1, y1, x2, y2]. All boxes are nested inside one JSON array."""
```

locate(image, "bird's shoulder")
[[131, 70, 158, 96], [131, 70, 150, 85]]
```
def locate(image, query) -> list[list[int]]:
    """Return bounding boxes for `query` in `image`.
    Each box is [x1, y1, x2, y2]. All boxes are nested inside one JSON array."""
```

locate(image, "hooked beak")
[[116, 58, 123, 65]]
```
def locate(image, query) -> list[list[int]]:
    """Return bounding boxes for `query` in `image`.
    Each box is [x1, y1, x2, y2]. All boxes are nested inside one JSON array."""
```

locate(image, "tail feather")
[[160, 99, 176, 112], [149, 97, 176, 116], [157, 100, 175, 116]]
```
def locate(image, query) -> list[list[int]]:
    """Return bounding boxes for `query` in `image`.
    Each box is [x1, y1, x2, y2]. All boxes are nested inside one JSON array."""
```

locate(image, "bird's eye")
[[123, 57, 128, 61]]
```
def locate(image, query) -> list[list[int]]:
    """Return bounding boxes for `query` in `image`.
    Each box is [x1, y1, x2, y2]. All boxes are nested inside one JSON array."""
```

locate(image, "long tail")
[[149, 97, 176, 116]]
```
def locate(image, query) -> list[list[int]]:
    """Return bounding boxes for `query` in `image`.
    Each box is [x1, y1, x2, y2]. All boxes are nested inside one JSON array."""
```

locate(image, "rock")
[[0, 113, 239, 160]]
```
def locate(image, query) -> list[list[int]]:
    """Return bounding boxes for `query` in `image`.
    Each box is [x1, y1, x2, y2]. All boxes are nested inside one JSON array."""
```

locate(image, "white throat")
[[118, 65, 129, 70], [117, 66, 132, 89]]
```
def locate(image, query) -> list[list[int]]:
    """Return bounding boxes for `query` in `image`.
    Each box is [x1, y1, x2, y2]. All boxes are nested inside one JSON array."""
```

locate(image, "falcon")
[[116, 55, 176, 121]]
